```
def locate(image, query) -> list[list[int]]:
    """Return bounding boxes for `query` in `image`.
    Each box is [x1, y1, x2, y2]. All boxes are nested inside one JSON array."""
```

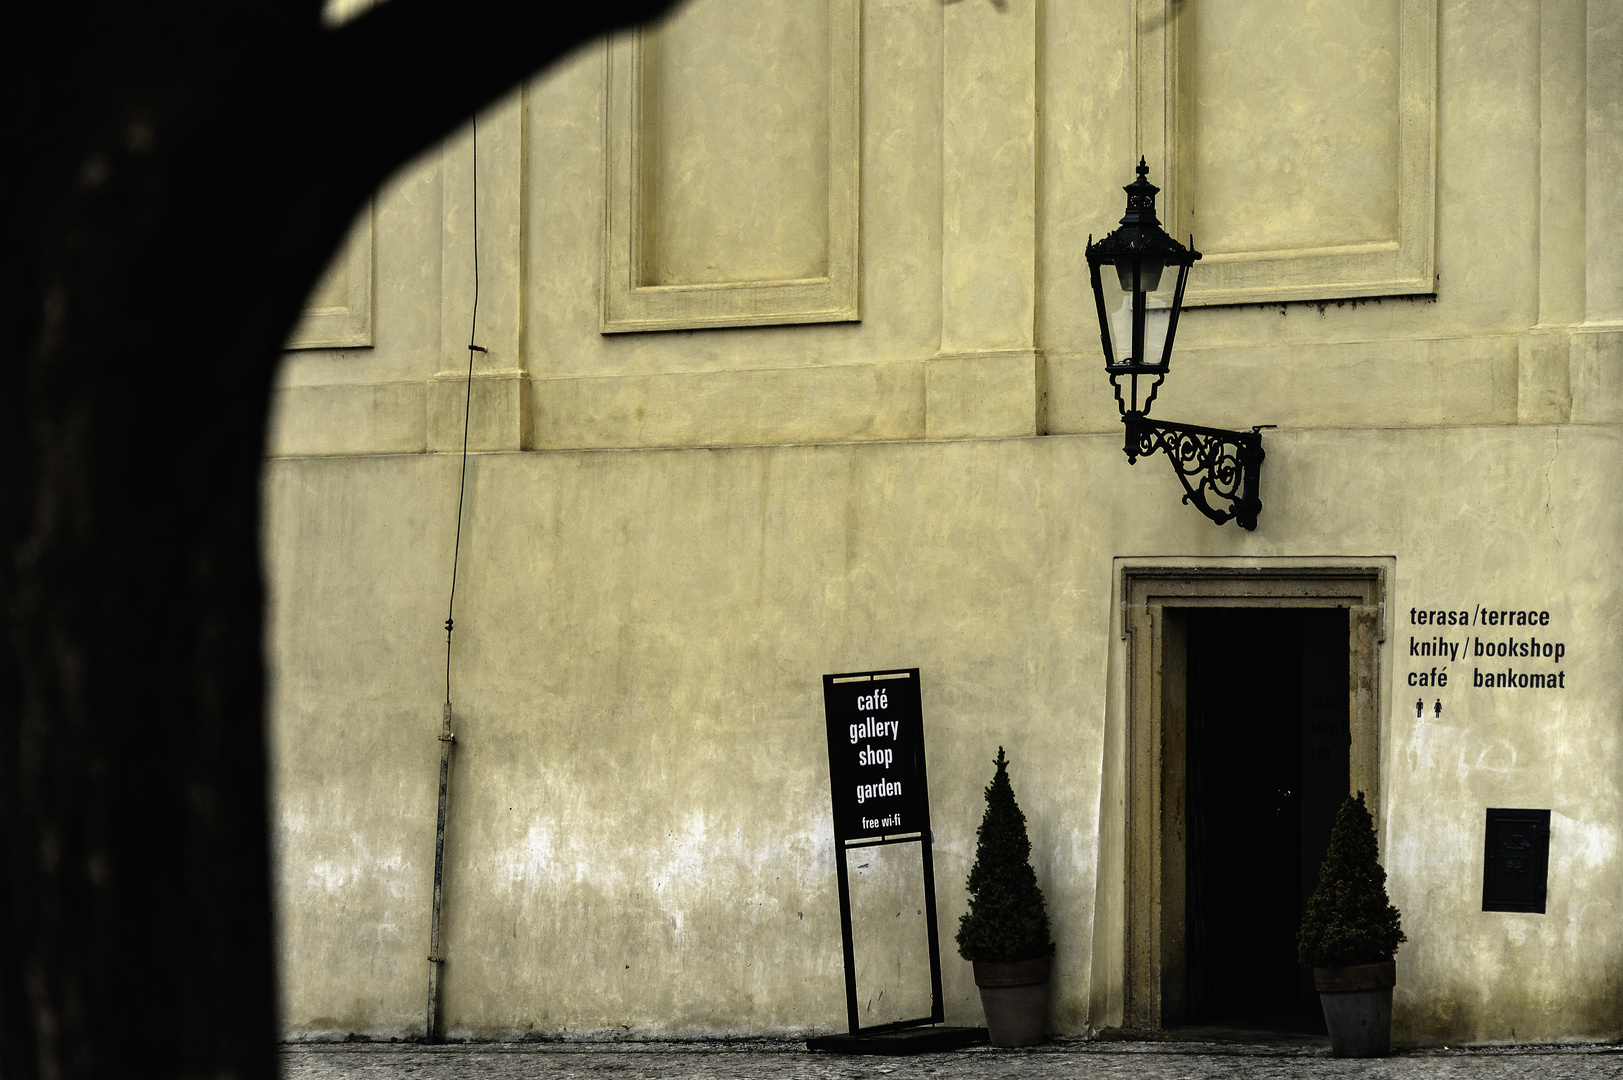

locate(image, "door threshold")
[[1096, 1026, 1330, 1047]]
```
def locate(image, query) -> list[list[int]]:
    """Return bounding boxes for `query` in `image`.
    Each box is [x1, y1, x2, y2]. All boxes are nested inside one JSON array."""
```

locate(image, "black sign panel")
[[823, 669, 927, 842], [1482, 807, 1551, 913]]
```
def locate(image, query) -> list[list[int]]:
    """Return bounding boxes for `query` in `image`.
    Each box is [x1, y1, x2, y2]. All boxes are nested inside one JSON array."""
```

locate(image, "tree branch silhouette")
[[0, 3, 679, 1077]]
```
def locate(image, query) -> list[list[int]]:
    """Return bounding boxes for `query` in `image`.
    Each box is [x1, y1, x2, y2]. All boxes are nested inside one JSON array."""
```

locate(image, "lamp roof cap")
[[1085, 158, 1201, 268]]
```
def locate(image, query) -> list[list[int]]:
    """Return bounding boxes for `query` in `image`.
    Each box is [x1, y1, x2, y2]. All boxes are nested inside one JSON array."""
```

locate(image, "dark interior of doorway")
[[1182, 607, 1349, 1034]]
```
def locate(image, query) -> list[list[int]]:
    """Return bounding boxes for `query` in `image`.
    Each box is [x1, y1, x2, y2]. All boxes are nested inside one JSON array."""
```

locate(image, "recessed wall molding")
[[600, 0, 861, 332], [286, 204, 374, 349], [1134, 0, 1437, 306]]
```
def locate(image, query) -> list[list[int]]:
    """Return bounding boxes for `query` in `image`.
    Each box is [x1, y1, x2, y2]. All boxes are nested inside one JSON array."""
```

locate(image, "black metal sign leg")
[[835, 843, 861, 1034], [918, 835, 945, 1024]]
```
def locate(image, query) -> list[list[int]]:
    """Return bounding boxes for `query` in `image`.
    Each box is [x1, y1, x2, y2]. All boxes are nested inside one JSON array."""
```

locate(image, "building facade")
[[266, 0, 1623, 1044]]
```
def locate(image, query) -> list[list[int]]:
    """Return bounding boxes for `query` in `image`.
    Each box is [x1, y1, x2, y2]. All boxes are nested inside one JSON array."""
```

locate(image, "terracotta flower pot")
[[971, 955, 1051, 1047], [1314, 960, 1396, 1057]]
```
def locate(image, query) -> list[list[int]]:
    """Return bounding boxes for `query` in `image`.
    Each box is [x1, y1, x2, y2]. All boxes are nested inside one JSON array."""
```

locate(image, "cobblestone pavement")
[[284, 1039, 1623, 1080]]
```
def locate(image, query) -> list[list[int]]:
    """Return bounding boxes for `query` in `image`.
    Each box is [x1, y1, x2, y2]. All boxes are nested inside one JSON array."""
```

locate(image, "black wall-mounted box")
[[1482, 808, 1550, 913]]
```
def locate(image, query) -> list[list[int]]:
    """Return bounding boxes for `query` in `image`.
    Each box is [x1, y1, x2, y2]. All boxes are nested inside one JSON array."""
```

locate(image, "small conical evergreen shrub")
[[1297, 791, 1406, 968], [956, 748, 1054, 963]]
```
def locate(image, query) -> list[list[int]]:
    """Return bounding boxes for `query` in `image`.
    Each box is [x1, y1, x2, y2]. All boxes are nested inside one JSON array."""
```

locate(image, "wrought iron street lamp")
[[1085, 159, 1267, 530]]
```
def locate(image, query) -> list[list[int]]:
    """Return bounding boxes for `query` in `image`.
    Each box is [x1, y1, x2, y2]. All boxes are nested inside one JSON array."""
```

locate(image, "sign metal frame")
[[822, 668, 945, 1036]]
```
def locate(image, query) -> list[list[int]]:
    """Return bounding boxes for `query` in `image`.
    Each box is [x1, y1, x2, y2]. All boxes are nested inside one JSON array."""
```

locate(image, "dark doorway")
[[1182, 607, 1349, 1033]]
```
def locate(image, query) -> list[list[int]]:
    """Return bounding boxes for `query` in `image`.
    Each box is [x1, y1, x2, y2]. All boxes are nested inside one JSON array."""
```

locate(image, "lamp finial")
[[1122, 161, 1161, 226]]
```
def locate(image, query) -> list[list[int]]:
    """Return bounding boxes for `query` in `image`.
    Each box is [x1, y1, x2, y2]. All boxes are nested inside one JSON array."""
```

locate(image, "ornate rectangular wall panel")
[[289, 0, 379, 348], [601, 0, 860, 332], [286, 206, 373, 349], [1136, 0, 1436, 306]]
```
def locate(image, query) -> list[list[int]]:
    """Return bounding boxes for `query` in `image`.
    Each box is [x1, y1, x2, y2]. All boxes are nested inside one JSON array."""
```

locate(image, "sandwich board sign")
[[809, 669, 984, 1052]]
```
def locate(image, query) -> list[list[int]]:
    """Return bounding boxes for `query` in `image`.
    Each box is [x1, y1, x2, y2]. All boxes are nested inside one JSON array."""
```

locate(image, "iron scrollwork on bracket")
[[1122, 416, 1267, 531]]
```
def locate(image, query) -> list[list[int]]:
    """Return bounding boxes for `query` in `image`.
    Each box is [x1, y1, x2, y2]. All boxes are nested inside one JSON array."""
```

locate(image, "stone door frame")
[[1118, 565, 1388, 1030]]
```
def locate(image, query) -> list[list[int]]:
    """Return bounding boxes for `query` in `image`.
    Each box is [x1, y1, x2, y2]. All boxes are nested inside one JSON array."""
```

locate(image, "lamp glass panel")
[[1099, 264, 1177, 365]]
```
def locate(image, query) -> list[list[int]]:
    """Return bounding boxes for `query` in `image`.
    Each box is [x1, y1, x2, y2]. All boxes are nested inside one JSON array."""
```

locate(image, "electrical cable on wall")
[[427, 115, 484, 1045]]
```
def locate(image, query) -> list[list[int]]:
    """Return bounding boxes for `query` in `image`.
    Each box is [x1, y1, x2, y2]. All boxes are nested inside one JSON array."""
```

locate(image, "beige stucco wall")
[[266, 0, 1623, 1045]]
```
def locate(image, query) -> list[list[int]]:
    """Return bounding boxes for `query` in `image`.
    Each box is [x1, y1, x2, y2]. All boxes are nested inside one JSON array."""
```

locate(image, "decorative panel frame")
[[600, 0, 861, 333], [1135, 0, 1437, 306], [286, 205, 374, 349]]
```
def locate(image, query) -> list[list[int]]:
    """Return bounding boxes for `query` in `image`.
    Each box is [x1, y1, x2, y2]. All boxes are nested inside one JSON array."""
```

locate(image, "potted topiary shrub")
[[1297, 791, 1406, 1057], [956, 748, 1054, 1047]]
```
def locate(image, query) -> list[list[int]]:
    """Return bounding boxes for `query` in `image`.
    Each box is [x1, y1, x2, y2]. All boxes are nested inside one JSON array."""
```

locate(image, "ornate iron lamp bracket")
[[1122, 416, 1270, 531], [1085, 160, 1271, 531]]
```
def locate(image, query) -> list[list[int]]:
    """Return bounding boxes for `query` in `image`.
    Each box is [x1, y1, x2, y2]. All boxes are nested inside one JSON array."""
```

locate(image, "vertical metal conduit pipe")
[[426, 701, 455, 1040]]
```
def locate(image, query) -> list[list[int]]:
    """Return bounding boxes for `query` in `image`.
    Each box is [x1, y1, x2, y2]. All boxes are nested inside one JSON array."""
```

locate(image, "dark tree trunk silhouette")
[[0, 3, 678, 1076]]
